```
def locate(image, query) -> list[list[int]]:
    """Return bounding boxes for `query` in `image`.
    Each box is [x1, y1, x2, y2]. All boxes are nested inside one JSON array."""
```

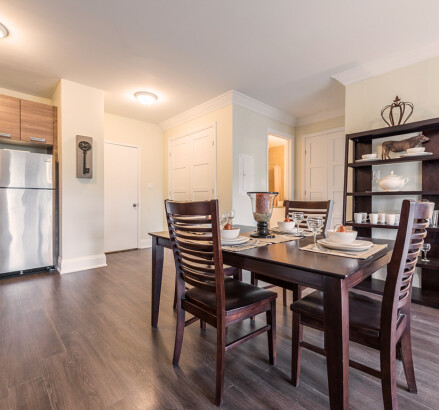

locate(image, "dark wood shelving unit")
[[343, 117, 439, 308], [348, 153, 439, 167]]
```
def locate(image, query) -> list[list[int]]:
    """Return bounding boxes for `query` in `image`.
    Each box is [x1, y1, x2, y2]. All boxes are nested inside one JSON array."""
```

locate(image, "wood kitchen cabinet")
[[20, 99, 55, 145], [0, 95, 20, 141]]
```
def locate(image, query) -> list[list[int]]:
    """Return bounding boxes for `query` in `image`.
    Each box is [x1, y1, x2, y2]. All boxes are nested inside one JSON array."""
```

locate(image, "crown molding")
[[332, 42, 439, 86], [231, 90, 295, 126], [160, 90, 295, 130], [295, 107, 345, 127]]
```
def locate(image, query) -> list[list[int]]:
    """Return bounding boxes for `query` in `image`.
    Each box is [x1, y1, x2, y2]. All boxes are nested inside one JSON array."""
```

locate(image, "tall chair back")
[[284, 200, 334, 234], [382, 200, 433, 332], [165, 199, 225, 315]]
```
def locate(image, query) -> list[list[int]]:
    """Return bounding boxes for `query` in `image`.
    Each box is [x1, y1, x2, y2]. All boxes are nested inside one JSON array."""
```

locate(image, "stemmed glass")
[[292, 212, 304, 235], [226, 209, 235, 225], [421, 243, 431, 262], [307, 217, 324, 250]]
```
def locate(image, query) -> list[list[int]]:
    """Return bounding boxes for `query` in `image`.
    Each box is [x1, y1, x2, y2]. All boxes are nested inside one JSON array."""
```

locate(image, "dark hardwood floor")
[[0, 249, 438, 409]]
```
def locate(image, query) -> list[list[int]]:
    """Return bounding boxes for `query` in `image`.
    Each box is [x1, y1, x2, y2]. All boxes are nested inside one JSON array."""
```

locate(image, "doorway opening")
[[267, 133, 292, 207]]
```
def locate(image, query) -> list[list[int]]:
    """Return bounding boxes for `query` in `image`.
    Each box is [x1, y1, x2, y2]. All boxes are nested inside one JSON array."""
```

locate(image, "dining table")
[[148, 225, 394, 410]]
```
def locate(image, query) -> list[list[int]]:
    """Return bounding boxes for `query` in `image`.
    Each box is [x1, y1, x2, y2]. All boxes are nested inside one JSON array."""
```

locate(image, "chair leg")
[[215, 323, 226, 406], [200, 320, 207, 330], [250, 272, 258, 320], [282, 288, 287, 306], [291, 311, 303, 386], [380, 343, 398, 410], [266, 300, 277, 365], [400, 328, 417, 393], [172, 305, 185, 367], [233, 268, 243, 281], [173, 278, 177, 310]]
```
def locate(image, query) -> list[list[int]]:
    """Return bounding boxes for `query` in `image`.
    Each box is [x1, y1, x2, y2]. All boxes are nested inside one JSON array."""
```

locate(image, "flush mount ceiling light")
[[0, 23, 9, 39], [134, 91, 158, 106]]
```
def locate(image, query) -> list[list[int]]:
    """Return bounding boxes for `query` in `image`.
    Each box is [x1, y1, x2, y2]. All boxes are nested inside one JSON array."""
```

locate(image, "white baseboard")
[[139, 237, 152, 249], [58, 254, 107, 274]]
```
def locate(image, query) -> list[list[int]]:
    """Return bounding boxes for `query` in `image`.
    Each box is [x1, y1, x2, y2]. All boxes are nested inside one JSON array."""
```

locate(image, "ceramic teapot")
[[375, 170, 409, 192]]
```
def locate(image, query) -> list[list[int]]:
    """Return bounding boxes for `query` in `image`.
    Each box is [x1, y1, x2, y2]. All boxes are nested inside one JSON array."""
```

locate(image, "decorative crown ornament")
[[381, 96, 414, 127]]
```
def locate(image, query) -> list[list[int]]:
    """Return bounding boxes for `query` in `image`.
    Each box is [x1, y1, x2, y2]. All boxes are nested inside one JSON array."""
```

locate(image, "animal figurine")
[[381, 132, 429, 159]]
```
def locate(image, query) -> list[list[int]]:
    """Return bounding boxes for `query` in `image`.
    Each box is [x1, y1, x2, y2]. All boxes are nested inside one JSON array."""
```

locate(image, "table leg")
[[151, 237, 164, 328], [323, 277, 349, 410]]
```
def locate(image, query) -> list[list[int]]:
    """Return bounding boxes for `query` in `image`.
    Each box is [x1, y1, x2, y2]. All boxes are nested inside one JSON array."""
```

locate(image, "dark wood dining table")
[[149, 225, 394, 410]]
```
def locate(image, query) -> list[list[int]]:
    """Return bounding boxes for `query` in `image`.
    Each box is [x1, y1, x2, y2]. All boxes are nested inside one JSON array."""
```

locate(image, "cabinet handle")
[[30, 137, 46, 143], [0, 133, 12, 138]]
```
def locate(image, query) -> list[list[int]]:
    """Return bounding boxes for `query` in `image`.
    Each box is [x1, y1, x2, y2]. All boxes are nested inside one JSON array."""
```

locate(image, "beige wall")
[[104, 113, 163, 245], [268, 145, 285, 205], [346, 56, 439, 133], [163, 104, 234, 213], [53, 79, 106, 273], [294, 116, 345, 198], [232, 105, 294, 225]]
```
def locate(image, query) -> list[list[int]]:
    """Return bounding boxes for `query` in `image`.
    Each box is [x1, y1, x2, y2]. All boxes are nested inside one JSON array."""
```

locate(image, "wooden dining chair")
[[251, 200, 334, 307], [165, 199, 277, 406], [290, 199, 433, 410]]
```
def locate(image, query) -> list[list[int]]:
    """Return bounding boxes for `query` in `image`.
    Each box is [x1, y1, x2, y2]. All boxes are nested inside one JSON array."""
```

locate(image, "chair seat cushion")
[[186, 278, 277, 314], [291, 291, 382, 336]]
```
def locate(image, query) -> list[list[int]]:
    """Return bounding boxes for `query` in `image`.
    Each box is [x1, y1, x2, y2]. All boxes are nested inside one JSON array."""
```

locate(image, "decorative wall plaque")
[[76, 135, 93, 178]]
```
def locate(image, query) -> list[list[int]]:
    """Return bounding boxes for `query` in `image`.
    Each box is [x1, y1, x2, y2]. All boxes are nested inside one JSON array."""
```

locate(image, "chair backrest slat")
[[382, 200, 433, 332], [165, 199, 225, 313], [284, 200, 334, 235]]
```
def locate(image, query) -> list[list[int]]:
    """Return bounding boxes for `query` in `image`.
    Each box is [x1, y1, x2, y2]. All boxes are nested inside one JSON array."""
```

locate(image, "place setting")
[[300, 223, 388, 259]]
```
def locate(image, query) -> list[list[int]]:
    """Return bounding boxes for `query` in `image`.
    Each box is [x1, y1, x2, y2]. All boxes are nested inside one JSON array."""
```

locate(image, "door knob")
[[133, 203, 137, 207]]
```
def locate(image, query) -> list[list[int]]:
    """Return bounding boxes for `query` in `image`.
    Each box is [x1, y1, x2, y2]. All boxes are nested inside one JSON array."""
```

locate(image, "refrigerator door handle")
[[30, 137, 46, 143], [0, 133, 12, 138]]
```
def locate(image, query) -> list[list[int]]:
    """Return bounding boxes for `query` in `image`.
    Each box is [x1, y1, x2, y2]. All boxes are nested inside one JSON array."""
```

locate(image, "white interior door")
[[104, 142, 139, 252], [304, 129, 345, 229], [169, 124, 216, 200], [328, 131, 346, 228], [305, 134, 328, 201]]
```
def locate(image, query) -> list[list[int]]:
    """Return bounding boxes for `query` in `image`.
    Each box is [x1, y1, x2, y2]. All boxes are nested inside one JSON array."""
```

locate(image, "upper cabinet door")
[[20, 100, 54, 145], [0, 95, 20, 141]]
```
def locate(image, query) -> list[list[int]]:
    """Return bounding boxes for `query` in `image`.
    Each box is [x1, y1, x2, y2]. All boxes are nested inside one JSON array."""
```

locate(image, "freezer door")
[[0, 188, 54, 274], [0, 149, 53, 189]]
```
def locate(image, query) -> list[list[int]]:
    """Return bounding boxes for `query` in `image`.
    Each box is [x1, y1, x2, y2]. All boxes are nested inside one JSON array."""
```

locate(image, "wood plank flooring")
[[0, 249, 438, 409]]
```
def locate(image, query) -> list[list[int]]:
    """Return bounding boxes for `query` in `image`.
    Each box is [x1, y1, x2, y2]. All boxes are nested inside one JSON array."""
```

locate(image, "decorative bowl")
[[406, 147, 425, 154], [326, 230, 358, 244], [362, 153, 377, 159], [375, 170, 409, 192], [220, 228, 240, 240], [277, 221, 295, 231]]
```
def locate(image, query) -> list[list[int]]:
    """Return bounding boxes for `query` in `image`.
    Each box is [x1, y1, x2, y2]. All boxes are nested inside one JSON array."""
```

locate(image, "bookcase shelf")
[[343, 117, 439, 308]]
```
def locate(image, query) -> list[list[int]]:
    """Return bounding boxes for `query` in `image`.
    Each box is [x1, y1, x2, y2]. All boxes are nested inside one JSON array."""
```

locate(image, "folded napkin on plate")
[[241, 232, 302, 244], [222, 240, 268, 252], [300, 243, 388, 259]]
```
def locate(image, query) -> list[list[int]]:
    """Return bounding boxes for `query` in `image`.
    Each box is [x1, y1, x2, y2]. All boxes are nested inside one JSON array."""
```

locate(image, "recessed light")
[[134, 91, 158, 106], [0, 23, 9, 39]]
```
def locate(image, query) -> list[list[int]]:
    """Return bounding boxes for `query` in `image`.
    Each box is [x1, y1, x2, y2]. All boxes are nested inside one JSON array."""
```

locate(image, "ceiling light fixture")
[[134, 91, 158, 106], [0, 23, 9, 39]]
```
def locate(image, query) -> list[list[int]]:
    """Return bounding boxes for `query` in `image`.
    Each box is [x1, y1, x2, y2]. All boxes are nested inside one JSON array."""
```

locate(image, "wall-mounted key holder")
[[76, 135, 93, 178]]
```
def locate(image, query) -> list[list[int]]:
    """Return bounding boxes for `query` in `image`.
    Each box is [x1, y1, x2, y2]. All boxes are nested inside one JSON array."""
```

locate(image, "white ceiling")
[[1, 1, 439, 125]]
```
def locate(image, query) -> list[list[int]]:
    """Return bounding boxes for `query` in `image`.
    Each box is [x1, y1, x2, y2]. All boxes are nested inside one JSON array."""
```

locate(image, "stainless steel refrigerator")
[[0, 149, 55, 276]]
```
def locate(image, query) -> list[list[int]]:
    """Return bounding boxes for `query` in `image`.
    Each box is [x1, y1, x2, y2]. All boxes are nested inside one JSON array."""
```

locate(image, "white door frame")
[[168, 122, 217, 199], [104, 140, 141, 249], [266, 128, 294, 202], [301, 127, 345, 199]]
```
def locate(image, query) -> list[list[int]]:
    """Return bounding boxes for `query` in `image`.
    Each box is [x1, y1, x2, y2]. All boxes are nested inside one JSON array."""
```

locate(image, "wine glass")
[[292, 212, 304, 235], [421, 243, 431, 262], [307, 217, 324, 250], [220, 213, 228, 228], [226, 209, 235, 226]]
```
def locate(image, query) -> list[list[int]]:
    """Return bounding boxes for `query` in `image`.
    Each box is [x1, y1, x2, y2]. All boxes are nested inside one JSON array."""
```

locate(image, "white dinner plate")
[[356, 158, 381, 162], [400, 152, 433, 157], [318, 238, 373, 252], [221, 236, 250, 245]]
